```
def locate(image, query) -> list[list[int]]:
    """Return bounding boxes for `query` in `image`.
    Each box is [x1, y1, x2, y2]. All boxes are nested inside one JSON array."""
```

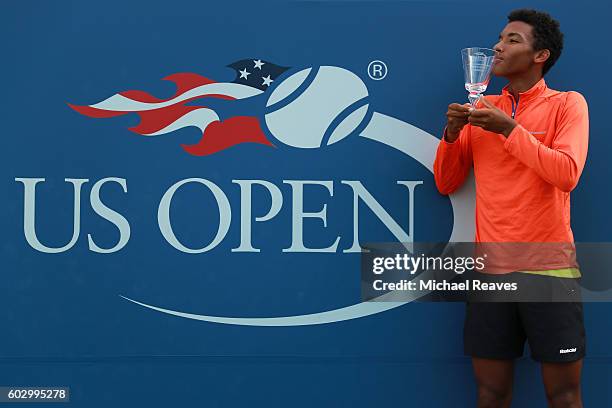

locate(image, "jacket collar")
[[501, 78, 547, 103]]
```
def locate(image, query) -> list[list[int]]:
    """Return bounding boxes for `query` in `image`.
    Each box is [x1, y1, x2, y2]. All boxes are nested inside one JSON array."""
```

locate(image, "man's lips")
[[494, 57, 504, 64]]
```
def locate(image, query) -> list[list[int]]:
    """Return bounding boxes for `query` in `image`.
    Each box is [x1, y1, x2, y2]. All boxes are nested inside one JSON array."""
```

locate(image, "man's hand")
[[445, 103, 472, 142], [468, 97, 517, 137]]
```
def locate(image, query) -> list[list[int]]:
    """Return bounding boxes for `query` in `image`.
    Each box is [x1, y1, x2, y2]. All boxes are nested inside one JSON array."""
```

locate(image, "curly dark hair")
[[508, 9, 564, 76]]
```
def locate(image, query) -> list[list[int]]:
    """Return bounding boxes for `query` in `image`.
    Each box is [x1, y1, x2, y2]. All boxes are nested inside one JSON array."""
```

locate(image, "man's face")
[[492, 21, 539, 77]]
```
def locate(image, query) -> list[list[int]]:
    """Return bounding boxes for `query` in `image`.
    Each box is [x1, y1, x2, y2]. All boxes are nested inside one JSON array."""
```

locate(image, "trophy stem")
[[468, 93, 481, 107]]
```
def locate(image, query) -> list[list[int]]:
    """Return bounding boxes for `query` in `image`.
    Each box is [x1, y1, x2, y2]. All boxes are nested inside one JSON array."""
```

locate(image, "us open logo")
[[65, 59, 475, 326]]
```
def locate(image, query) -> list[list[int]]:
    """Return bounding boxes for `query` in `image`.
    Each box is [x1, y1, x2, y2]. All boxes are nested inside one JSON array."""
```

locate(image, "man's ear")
[[534, 49, 550, 64]]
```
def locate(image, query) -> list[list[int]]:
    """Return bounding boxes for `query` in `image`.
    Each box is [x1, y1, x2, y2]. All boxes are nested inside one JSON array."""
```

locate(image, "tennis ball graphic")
[[264, 66, 370, 148]]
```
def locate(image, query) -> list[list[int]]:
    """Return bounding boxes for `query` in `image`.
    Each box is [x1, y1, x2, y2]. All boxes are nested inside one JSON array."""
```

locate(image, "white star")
[[253, 59, 264, 69], [239, 68, 250, 79], [262, 75, 273, 87]]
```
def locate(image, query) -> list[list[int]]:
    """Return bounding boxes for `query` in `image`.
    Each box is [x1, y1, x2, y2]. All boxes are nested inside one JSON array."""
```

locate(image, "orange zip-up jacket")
[[434, 78, 588, 262]]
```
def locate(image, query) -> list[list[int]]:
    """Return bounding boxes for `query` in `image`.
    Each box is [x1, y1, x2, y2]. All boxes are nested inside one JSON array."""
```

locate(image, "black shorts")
[[464, 293, 586, 363]]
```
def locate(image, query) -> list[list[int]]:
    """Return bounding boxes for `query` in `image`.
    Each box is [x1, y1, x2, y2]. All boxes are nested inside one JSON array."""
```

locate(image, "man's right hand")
[[445, 103, 472, 142]]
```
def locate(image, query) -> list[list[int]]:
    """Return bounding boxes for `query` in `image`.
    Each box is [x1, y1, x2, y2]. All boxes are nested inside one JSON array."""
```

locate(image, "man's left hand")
[[468, 97, 517, 137]]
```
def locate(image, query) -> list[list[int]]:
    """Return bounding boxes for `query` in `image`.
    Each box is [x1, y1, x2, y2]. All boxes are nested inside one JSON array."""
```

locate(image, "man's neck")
[[506, 73, 543, 100]]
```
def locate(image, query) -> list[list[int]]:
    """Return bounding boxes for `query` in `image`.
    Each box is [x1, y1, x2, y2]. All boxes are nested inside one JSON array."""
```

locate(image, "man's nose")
[[493, 42, 503, 54]]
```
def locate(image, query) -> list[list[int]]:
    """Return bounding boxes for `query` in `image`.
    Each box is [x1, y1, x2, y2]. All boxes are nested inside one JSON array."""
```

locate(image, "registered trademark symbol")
[[368, 60, 388, 80]]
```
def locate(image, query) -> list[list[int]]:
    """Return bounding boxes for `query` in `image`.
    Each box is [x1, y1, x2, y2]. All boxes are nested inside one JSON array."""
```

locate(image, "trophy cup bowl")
[[461, 47, 496, 107]]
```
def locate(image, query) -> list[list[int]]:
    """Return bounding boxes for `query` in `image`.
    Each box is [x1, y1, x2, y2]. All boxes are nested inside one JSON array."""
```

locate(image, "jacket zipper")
[[510, 95, 520, 119]]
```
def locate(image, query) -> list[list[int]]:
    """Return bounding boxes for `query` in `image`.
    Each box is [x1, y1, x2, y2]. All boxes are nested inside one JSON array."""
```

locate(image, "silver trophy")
[[461, 47, 496, 107]]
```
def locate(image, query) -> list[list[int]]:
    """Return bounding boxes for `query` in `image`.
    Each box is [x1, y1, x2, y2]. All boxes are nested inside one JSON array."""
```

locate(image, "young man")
[[433, 9, 589, 408]]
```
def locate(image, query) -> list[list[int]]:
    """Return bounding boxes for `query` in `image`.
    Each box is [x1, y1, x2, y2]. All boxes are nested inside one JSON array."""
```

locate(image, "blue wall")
[[1, 1, 610, 406]]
